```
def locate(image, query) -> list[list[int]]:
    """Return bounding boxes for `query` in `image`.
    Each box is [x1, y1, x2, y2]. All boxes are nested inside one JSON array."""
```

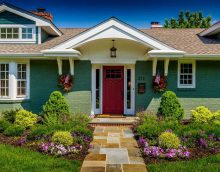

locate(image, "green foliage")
[[212, 110, 220, 125], [29, 125, 51, 139], [159, 132, 180, 149], [69, 113, 91, 128], [136, 111, 157, 125], [0, 120, 11, 132], [72, 126, 93, 137], [51, 131, 73, 146], [15, 110, 37, 128], [42, 91, 70, 118], [4, 125, 25, 136], [0, 144, 81, 172], [2, 109, 20, 123], [191, 106, 213, 124], [158, 91, 184, 120], [164, 11, 211, 28]]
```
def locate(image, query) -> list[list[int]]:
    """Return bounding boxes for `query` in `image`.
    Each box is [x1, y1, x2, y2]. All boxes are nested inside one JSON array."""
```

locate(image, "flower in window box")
[[58, 74, 73, 92]]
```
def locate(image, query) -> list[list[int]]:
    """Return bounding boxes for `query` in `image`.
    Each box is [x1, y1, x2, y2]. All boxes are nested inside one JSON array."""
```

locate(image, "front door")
[[103, 66, 124, 114]]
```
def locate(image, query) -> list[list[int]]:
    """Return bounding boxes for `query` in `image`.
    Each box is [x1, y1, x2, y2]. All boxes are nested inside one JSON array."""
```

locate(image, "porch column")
[[164, 58, 170, 76], [69, 58, 74, 75], [152, 58, 157, 76], [57, 58, 62, 75]]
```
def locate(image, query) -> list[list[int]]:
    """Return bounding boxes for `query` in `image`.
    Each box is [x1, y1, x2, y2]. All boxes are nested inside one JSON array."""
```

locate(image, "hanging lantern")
[[110, 40, 117, 58]]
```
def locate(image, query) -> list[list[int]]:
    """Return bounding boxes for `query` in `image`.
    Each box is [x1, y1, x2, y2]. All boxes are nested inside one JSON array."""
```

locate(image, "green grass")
[[0, 144, 81, 172], [148, 154, 220, 172]]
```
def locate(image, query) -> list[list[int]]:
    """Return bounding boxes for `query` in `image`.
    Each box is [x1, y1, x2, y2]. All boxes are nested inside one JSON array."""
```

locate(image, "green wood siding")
[[135, 60, 220, 118], [0, 11, 35, 24], [0, 60, 91, 114]]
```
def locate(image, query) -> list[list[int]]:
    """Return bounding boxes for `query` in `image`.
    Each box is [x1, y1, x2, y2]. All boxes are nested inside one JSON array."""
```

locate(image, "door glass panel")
[[96, 69, 100, 109], [127, 69, 131, 109], [105, 68, 121, 79]]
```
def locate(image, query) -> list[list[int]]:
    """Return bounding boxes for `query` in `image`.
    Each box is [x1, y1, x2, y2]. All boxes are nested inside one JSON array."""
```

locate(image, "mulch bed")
[[0, 126, 95, 162]]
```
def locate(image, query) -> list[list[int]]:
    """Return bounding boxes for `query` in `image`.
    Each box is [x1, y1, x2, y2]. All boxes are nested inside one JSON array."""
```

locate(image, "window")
[[178, 61, 195, 88], [17, 64, 27, 97], [127, 69, 131, 109], [105, 69, 122, 79], [96, 69, 100, 109], [0, 62, 29, 100], [0, 64, 9, 97], [0, 28, 19, 39], [22, 28, 33, 39]]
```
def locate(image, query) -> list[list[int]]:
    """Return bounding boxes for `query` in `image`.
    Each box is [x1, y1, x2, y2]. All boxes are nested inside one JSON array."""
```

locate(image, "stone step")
[[89, 117, 137, 127]]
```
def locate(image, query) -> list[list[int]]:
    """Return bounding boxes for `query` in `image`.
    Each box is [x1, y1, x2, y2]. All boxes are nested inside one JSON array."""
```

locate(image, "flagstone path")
[[80, 126, 147, 172]]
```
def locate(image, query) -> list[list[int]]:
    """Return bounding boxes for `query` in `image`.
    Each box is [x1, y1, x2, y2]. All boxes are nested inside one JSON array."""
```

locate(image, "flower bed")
[[0, 91, 94, 161], [133, 109, 220, 164]]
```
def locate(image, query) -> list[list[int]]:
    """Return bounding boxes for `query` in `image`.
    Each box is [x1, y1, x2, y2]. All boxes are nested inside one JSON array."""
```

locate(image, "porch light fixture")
[[110, 40, 117, 58]]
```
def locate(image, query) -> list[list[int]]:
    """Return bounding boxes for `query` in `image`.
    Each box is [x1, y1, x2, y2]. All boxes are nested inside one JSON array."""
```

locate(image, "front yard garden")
[[0, 91, 93, 168], [133, 91, 220, 171]]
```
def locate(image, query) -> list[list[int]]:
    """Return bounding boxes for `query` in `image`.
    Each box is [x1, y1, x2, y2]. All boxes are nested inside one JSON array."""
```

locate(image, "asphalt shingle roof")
[[1, 28, 220, 55]]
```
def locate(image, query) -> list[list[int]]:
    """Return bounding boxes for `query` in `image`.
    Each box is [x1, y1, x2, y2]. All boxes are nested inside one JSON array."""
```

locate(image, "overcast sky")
[[2, 0, 220, 28]]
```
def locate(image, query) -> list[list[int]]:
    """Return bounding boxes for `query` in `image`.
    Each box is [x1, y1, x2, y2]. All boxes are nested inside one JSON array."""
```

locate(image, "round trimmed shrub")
[[52, 131, 73, 146], [158, 91, 184, 120], [42, 91, 70, 117], [4, 125, 25, 136], [159, 131, 180, 149], [191, 106, 213, 124], [15, 110, 37, 128]]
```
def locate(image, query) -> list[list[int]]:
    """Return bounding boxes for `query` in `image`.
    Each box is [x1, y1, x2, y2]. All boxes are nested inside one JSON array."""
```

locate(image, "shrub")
[[29, 125, 50, 139], [0, 120, 11, 132], [191, 106, 213, 124], [158, 91, 184, 120], [137, 122, 162, 139], [51, 131, 73, 146], [2, 109, 20, 123], [136, 111, 157, 125], [42, 91, 70, 118], [159, 131, 180, 149], [72, 126, 93, 137], [4, 125, 25, 136], [15, 110, 37, 128], [212, 110, 220, 125], [69, 113, 91, 128]]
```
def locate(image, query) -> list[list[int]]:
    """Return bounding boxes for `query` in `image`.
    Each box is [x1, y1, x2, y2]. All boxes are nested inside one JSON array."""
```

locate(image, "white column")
[[9, 62, 17, 99], [152, 58, 157, 76], [57, 58, 62, 75], [69, 58, 74, 75], [164, 58, 170, 76]]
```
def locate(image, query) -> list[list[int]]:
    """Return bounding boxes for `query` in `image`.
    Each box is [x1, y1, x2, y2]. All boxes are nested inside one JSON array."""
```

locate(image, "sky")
[[2, 0, 220, 28]]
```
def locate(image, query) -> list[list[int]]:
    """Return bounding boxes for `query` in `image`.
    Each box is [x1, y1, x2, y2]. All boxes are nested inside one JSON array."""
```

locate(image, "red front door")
[[103, 66, 124, 114]]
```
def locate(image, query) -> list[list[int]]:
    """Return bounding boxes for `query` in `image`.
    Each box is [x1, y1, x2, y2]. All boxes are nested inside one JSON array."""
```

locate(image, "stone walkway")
[[80, 126, 147, 172]]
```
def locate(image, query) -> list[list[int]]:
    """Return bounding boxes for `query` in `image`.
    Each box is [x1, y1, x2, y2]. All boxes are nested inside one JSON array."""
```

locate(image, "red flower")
[[58, 74, 73, 92]]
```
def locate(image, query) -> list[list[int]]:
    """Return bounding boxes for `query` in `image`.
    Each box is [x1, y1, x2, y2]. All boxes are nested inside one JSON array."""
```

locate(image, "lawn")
[[148, 154, 220, 172], [0, 144, 81, 172]]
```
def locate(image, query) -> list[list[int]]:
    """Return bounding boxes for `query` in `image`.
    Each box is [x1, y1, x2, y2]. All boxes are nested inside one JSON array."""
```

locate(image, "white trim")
[[199, 21, 220, 36], [0, 4, 61, 36], [0, 24, 36, 43], [69, 58, 74, 75], [0, 59, 30, 100], [52, 18, 174, 50], [56, 58, 62, 75], [164, 58, 170, 76], [38, 27, 41, 44], [148, 50, 186, 58], [178, 60, 196, 89], [152, 58, 157, 76], [91, 64, 135, 115]]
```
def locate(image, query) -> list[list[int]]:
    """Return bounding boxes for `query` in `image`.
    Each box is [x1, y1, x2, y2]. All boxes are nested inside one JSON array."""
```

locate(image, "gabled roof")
[[199, 21, 220, 37], [0, 2, 62, 36], [52, 17, 174, 51]]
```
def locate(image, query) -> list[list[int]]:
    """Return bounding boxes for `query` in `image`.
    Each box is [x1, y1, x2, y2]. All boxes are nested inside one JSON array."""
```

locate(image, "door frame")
[[91, 64, 135, 115]]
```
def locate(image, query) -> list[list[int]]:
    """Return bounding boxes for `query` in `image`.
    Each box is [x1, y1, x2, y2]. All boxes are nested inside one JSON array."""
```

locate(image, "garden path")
[[80, 126, 147, 172]]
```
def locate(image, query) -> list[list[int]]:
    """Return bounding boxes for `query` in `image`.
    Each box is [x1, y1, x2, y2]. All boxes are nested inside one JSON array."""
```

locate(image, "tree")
[[164, 11, 212, 28]]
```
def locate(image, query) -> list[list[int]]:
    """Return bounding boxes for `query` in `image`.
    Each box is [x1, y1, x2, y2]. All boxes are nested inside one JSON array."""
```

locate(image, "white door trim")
[[91, 64, 135, 115]]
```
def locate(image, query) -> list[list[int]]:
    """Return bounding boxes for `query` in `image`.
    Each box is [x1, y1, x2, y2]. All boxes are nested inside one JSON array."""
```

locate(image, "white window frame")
[[0, 63, 10, 98], [0, 60, 30, 100], [178, 60, 196, 88], [0, 24, 36, 43]]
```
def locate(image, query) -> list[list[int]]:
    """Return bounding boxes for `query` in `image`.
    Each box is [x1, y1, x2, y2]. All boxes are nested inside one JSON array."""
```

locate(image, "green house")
[[0, 3, 220, 118]]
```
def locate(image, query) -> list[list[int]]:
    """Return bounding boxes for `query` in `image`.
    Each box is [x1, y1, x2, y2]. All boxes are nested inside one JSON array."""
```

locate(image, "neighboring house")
[[0, 3, 220, 117]]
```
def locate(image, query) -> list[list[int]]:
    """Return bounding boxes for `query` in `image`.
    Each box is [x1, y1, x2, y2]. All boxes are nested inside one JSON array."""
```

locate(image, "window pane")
[[127, 69, 131, 109], [17, 64, 27, 97], [179, 63, 193, 86], [0, 64, 9, 97], [96, 69, 100, 109]]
